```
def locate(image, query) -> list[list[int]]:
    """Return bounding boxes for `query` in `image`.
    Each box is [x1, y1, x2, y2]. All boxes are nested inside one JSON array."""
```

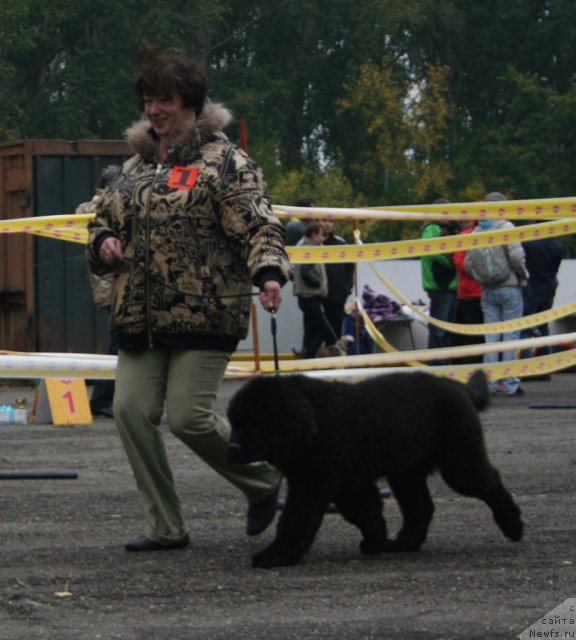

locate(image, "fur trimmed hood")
[[124, 100, 234, 163]]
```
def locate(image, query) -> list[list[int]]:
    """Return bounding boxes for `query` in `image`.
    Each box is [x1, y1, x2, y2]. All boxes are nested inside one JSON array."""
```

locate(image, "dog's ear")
[[232, 376, 320, 458], [260, 384, 319, 455]]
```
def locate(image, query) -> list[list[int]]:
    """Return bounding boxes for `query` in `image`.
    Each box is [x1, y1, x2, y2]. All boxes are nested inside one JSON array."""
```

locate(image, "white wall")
[[237, 259, 576, 354]]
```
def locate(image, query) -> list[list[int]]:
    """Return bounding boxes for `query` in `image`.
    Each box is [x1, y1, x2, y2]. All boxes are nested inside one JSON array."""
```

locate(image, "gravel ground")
[[0, 373, 574, 640]]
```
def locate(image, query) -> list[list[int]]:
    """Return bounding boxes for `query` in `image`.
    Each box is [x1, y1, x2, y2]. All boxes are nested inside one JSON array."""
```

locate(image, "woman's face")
[[143, 91, 196, 138]]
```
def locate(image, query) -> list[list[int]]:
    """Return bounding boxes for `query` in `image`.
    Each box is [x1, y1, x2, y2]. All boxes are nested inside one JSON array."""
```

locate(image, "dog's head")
[[335, 334, 354, 355], [316, 335, 355, 358], [227, 375, 319, 469], [338, 334, 355, 349]]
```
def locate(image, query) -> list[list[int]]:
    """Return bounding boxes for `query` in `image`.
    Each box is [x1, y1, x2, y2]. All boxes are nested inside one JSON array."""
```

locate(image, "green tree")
[[270, 165, 364, 241], [382, 0, 576, 202], [337, 59, 452, 204], [2, 0, 576, 225], [209, 0, 367, 172], [0, 0, 229, 140]]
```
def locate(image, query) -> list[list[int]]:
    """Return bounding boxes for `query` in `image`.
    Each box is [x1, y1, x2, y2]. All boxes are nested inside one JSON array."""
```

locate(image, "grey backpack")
[[465, 245, 511, 287]]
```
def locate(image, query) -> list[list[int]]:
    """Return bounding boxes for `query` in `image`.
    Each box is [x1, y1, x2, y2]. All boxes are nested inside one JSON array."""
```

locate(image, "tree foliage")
[[337, 60, 452, 205], [1, 0, 576, 249]]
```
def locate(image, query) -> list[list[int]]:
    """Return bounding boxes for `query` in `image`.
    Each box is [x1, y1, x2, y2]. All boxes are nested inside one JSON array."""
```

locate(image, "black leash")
[[121, 256, 280, 367], [270, 310, 280, 374], [121, 256, 258, 300]]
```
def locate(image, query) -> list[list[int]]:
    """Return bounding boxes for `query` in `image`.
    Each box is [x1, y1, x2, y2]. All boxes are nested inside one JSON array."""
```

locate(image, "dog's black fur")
[[228, 370, 523, 568]]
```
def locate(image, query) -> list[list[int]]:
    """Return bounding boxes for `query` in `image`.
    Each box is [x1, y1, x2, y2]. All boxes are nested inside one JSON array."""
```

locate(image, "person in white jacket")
[[292, 222, 330, 358]]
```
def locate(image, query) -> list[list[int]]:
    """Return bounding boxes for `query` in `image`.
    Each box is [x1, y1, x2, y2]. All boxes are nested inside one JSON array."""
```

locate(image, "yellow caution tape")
[[0, 214, 91, 244], [287, 219, 576, 263], [224, 348, 576, 383], [371, 196, 576, 218], [2, 212, 570, 338], [2, 345, 572, 383], [352, 294, 576, 382], [1, 196, 574, 248], [0, 201, 573, 385], [369, 264, 576, 336], [0, 201, 573, 256], [274, 197, 576, 221], [348, 221, 575, 338], [355, 297, 423, 366], [226, 330, 576, 376]]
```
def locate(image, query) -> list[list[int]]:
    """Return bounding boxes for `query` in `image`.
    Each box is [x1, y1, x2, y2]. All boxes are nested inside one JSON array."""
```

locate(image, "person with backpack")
[[465, 192, 529, 396]]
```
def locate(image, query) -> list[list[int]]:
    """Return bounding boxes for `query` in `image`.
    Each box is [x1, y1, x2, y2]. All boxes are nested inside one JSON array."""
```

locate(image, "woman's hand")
[[99, 236, 124, 266], [259, 280, 282, 312]]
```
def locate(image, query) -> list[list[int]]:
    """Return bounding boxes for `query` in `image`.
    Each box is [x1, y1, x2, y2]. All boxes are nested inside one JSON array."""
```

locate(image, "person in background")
[[292, 222, 330, 358], [285, 197, 315, 246], [452, 220, 484, 364], [475, 192, 528, 396], [76, 165, 121, 418], [318, 218, 354, 344], [520, 234, 564, 371], [420, 198, 459, 365], [87, 43, 291, 552]]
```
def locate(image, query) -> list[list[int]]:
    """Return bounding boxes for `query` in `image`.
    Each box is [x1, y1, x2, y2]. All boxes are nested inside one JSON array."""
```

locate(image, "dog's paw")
[[379, 536, 424, 553], [252, 546, 301, 569], [360, 531, 424, 553], [359, 539, 385, 555], [494, 510, 524, 542], [358, 521, 388, 555]]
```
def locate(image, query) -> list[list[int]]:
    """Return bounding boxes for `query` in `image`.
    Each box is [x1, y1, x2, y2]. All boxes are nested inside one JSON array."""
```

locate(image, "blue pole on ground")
[[0, 471, 78, 480]]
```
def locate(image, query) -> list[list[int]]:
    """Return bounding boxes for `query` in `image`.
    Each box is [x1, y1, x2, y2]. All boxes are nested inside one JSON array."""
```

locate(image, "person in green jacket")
[[420, 199, 459, 365]]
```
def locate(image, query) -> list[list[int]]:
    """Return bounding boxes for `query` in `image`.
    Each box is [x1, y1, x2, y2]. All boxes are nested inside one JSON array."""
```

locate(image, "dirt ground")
[[0, 372, 574, 640]]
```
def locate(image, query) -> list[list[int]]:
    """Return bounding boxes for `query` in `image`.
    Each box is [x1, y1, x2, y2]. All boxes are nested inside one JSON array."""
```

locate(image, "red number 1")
[[62, 390, 76, 414]]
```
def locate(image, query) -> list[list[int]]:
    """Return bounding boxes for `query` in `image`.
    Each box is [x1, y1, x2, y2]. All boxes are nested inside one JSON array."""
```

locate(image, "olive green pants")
[[113, 348, 281, 543]]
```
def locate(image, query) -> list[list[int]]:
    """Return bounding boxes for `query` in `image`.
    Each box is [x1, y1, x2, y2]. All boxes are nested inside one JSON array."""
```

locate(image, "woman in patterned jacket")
[[87, 43, 290, 552]]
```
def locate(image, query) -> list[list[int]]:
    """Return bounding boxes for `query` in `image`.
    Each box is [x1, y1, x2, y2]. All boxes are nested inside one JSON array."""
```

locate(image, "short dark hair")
[[485, 191, 507, 202], [294, 197, 316, 207], [442, 220, 460, 235], [303, 222, 324, 238], [134, 42, 208, 115]]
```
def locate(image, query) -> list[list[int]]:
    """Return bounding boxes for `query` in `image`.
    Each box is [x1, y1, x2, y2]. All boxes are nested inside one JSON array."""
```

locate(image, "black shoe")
[[247, 485, 281, 536], [92, 406, 114, 418], [125, 534, 190, 552], [291, 347, 306, 358]]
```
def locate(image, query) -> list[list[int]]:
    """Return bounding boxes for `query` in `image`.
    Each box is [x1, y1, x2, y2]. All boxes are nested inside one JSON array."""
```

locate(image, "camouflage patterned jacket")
[[86, 101, 290, 350]]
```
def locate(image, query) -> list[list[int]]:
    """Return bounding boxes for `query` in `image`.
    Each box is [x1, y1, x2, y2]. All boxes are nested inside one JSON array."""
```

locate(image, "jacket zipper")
[[144, 163, 163, 348]]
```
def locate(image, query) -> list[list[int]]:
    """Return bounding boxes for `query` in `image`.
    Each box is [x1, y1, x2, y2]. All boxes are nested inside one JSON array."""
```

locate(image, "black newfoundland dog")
[[228, 370, 523, 568]]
